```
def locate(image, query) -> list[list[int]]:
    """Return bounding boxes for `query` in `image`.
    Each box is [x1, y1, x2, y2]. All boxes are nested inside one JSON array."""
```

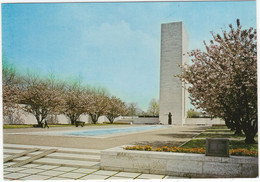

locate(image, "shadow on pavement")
[[156, 133, 197, 138], [133, 141, 184, 148]]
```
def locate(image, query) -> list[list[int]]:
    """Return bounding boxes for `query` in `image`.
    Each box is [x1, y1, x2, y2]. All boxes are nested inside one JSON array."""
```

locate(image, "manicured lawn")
[[197, 133, 247, 139], [3, 123, 129, 129], [210, 125, 229, 129], [182, 125, 258, 154], [3, 124, 35, 129], [182, 139, 258, 151], [124, 125, 258, 156], [3, 124, 73, 129], [205, 129, 232, 132], [197, 126, 258, 139]]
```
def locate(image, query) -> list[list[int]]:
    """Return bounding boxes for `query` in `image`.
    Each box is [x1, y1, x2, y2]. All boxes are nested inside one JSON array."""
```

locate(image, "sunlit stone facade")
[[159, 22, 188, 125]]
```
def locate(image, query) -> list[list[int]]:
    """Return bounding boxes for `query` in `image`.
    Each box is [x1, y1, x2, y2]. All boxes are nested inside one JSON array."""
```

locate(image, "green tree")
[[126, 102, 139, 118], [187, 110, 200, 118], [147, 98, 159, 116]]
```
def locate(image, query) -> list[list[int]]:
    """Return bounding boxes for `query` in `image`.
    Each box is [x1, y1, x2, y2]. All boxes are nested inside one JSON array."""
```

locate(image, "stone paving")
[[3, 144, 186, 180], [3, 125, 210, 180], [4, 125, 209, 149]]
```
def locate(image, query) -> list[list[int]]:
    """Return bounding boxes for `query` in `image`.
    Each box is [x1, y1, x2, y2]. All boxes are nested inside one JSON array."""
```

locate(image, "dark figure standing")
[[168, 112, 172, 125], [44, 119, 49, 128]]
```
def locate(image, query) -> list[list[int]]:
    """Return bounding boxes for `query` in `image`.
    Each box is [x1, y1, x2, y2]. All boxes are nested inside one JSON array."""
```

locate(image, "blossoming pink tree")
[[2, 62, 24, 123], [2, 68, 20, 115], [178, 19, 257, 144], [63, 84, 91, 125], [19, 76, 65, 126], [87, 94, 110, 124], [106, 96, 127, 123]]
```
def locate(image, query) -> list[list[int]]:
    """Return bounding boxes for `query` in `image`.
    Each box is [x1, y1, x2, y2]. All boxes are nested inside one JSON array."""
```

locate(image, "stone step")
[[4, 154, 12, 158], [10, 154, 100, 169], [4, 144, 101, 155], [4, 148, 40, 163], [57, 150, 100, 156], [5, 151, 100, 162], [4, 149, 100, 157], [10, 149, 57, 167], [4, 149, 27, 154], [32, 157, 100, 169], [4, 144, 101, 169], [47, 152, 100, 162], [46, 155, 100, 162], [6, 153, 100, 163]]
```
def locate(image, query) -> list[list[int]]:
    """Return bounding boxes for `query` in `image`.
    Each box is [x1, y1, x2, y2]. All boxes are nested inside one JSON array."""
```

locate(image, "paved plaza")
[[3, 144, 185, 180], [3, 124, 210, 180], [4, 125, 209, 149]]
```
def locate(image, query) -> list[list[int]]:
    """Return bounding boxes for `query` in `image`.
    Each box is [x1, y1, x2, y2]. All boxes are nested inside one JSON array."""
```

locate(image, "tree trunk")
[[241, 85, 257, 144], [35, 114, 44, 128], [71, 119, 76, 125], [90, 114, 99, 124], [70, 116, 77, 125], [67, 114, 79, 125], [245, 137, 255, 144], [243, 120, 257, 144], [107, 115, 114, 124], [234, 128, 242, 135], [234, 122, 243, 135], [225, 119, 236, 131]]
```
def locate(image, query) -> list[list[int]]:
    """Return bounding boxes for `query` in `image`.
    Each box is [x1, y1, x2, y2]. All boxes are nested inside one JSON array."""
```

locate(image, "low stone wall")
[[185, 118, 225, 125], [133, 118, 159, 124], [101, 146, 258, 178]]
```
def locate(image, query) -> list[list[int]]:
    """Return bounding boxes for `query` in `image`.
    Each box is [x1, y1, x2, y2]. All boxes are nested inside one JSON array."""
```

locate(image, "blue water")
[[62, 125, 168, 136]]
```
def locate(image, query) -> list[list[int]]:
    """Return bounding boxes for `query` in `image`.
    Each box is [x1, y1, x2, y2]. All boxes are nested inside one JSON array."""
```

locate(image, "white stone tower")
[[159, 22, 188, 125]]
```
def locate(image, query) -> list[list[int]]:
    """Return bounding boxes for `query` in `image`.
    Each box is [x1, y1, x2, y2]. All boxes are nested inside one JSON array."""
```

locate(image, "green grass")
[[48, 124, 72, 127], [210, 125, 228, 129], [205, 129, 232, 132], [196, 133, 247, 139], [182, 139, 206, 149], [3, 124, 34, 129], [3, 124, 73, 129], [182, 125, 258, 154], [182, 139, 258, 151], [3, 123, 129, 129], [198, 128, 258, 139]]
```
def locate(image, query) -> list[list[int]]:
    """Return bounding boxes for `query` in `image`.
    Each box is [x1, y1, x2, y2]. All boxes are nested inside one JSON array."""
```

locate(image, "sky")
[[1, 1, 256, 111]]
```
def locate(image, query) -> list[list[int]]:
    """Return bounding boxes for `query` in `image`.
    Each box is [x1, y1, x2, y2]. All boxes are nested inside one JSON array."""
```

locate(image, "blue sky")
[[2, 1, 256, 111]]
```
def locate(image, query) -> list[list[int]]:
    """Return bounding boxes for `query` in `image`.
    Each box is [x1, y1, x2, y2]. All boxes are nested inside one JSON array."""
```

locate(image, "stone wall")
[[185, 118, 225, 125], [101, 146, 258, 178], [133, 118, 159, 124], [3, 108, 110, 125]]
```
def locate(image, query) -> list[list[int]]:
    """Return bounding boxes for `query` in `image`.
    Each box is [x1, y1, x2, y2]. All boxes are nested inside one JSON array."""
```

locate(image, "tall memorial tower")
[[159, 22, 188, 125]]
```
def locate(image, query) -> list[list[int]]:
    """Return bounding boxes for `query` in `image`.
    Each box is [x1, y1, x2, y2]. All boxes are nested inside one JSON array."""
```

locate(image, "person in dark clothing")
[[44, 119, 49, 128], [168, 112, 172, 125]]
